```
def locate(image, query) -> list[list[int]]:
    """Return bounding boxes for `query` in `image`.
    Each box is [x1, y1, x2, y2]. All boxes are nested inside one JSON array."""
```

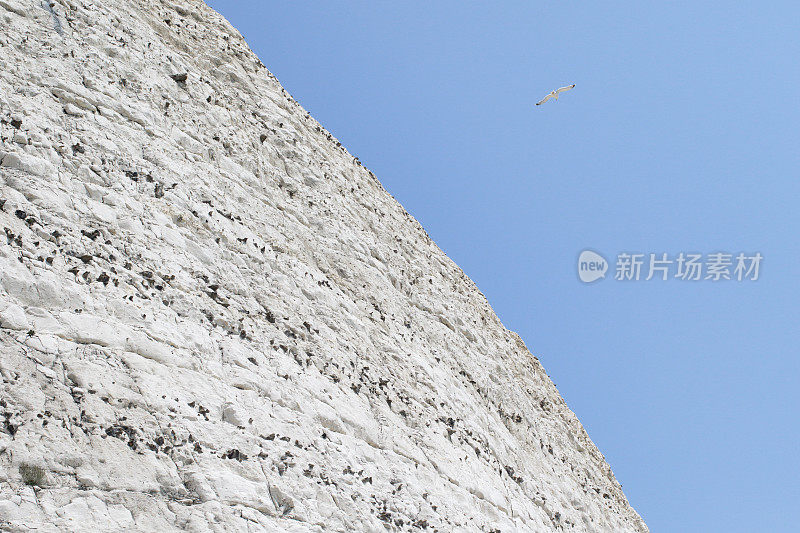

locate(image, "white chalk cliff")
[[0, 0, 648, 531]]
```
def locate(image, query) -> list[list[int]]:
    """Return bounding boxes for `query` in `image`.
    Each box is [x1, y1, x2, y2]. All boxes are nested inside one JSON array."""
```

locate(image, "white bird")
[[536, 84, 576, 106]]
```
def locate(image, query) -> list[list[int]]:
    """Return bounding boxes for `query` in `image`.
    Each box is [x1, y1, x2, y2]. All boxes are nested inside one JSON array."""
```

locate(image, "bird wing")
[[535, 93, 553, 106], [555, 84, 576, 94]]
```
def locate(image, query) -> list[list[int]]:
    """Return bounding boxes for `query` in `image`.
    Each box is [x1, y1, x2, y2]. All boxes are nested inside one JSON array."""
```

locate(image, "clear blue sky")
[[206, 2, 800, 531]]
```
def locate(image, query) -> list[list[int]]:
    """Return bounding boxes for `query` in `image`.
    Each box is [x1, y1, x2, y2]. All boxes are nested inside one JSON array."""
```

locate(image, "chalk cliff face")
[[0, 1, 647, 531]]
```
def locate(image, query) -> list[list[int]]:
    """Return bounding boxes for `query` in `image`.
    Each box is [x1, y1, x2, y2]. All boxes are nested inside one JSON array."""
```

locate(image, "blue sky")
[[206, 2, 800, 531]]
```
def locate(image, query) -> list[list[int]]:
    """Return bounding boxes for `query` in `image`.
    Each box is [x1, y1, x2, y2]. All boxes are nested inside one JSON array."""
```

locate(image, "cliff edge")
[[0, 0, 647, 531]]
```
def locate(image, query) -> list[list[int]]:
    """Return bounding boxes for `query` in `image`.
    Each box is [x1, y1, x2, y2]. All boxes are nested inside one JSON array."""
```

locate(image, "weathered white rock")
[[0, 303, 29, 331], [0, 0, 647, 531]]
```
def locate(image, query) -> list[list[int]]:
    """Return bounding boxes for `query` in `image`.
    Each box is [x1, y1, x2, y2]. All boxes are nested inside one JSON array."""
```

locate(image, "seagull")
[[536, 84, 575, 106]]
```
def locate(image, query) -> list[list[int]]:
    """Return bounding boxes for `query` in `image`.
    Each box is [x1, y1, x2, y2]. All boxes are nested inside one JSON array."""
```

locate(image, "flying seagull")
[[536, 84, 576, 106]]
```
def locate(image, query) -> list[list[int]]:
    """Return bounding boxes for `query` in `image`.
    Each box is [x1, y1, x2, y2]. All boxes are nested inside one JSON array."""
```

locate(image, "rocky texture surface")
[[0, 0, 647, 531]]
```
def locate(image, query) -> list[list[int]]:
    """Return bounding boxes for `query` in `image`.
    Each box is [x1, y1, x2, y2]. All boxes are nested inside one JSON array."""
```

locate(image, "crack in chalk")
[[41, 0, 63, 35]]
